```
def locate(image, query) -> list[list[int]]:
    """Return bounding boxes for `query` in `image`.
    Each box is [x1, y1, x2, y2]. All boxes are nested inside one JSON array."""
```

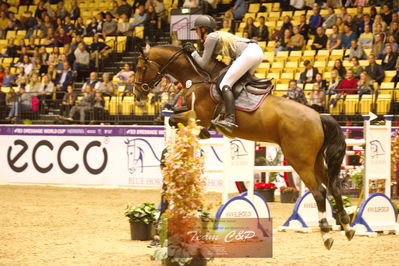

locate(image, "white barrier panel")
[[0, 125, 225, 191]]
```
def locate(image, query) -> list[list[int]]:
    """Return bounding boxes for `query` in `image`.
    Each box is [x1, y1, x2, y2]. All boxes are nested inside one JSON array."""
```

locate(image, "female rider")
[[183, 15, 264, 133]]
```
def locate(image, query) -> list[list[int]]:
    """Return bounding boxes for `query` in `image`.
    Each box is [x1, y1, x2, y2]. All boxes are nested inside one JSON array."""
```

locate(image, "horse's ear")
[[136, 44, 147, 57]]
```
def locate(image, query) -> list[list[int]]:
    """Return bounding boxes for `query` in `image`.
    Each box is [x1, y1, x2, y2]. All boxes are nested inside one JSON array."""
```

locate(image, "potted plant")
[[254, 182, 277, 202], [125, 202, 157, 240], [279, 186, 298, 203]]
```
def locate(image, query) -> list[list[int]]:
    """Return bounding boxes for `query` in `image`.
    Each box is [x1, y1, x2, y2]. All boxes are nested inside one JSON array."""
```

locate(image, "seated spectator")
[[353, 6, 364, 25], [338, 7, 349, 21], [283, 79, 307, 105], [345, 15, 359, 37], [280, 16, 293, 34], [42, 28, 57, 47], [4, 38, 18, 58], [274, 29, 292, 54], [32, 57, 47, 76], [254, 16, 268, 41], [243, 17, 257, 39], [374, 23, 386, 42], [75, 17, 86, 36], [349, 40, 366, 59], [145, 5, 159, 42], [6, 86, 32, 121], [65, 90, 94, 123], [102, 12, 117, 38], [90, 34, 110, 70], [323, 7, 336, 29], [373, 15, 387, 33], [390, 21, 399, 39], [121, 73, 136, 100], [82, 72, 101, 91], [60, 85, 77, 117], [309, 5, 322, 35], [183, 0, 198, 8], [116, 63, 135, 84], [70, 0, 81, 20], [55, 62, 74, 92], [380, 44, 397, 70], [300, 60, 319, 84], [118, 13, 133, 36], [287, 26, 304, 51], [71, 35, 88, 52], [327, 25, 342, 51], [357, 71, 374, 95], [16, 55, 33, 76], [350, 57, 364, 79], [26, 73, 41, 111], [289, 0, 304, 10], [117, 0, 132, 18], [333, 59, 346, 79], [48, 65, 58, 82], [93, 91, 105, 111], [73, 43, 90, 74], [15, 67, 28, 87], [360, 14, 373, 34], [381, 4, 393, 25], [56, 28, 72, 46], [309, 83, 325, 112], [335, 17, 344, 33], [358, 24, 374, 49], [384, 35, 398, 53], [314, 73, 327, 91], [224, 0, 246, 21], [87, 17, 101, 37], [372, 34, 384, 59], [311, 27, 327, 51], [2, 67, 15, 87], [327, 70, 342, 95], [220, 19, 233, 33], [338, 70, 358, 94], [0, 86, 5, 117], [98, 73, 116, 96], [63, 16, 76, 37], [365, 53, 385, 84], [131, 5, 147, 27], [298, 14, 310, 41], [390, 10, 399, 29], [342, 25, 357, 49], [38, 74, 54, 109], [56, 2, 68, 20]]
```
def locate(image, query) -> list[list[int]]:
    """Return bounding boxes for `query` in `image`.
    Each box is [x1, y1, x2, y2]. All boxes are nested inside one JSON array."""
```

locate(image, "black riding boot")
[[213, 85, 237, 133]]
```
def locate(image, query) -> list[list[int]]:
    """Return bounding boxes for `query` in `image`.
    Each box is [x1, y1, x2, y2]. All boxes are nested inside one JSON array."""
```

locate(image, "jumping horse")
[[133, 45, 355, 249]]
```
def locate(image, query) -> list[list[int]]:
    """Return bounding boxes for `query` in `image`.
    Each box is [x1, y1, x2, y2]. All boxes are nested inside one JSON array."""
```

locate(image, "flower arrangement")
[[254, 182, 277, 190], [124, 202, 157, 224], [391, 130, 399, 187], [279, 186, 298, 193]]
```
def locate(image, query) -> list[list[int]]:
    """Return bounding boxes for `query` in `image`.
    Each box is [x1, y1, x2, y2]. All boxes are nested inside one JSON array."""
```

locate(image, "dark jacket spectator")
[[55, 62, 74, 91], [243, 17, 257, 39], [117, 0, 133, 18], [379, 44, 397, 70], [311, 27, 328, 51], [300, 60, 319, 84], [298, 14, 310, 41], [333, 59, 347, 79], [254, 16, 268, 42], [309, 6, 323, 34], [365, 54, 385, 84]]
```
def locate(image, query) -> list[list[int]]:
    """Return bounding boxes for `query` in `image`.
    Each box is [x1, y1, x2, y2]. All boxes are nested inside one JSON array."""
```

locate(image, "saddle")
[[214, 68, 274, 99]]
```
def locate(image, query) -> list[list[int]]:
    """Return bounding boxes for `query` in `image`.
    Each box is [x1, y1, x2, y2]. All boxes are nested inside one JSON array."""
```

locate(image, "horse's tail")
[[319, 115, 347, 192]]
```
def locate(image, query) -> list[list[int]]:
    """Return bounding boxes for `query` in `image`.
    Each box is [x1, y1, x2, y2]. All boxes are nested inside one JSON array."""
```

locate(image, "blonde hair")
[[217, 31, 237, 64]]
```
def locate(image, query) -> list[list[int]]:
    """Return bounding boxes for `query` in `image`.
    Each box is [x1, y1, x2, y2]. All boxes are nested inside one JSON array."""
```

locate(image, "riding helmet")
[[192, 15, 217, 30]]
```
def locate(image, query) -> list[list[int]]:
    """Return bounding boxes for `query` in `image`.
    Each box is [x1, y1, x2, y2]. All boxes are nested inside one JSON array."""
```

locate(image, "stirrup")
[[211, 119, 238, 133]]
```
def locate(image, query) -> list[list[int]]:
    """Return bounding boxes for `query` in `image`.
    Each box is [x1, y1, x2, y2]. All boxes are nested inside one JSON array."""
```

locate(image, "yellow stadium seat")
[[275, 51, 289, 62], [323, 72, 331, 79], [302, 50, 316, 61], [289, 50, 302, 61], [272, 2, 280, 11], [243, 13, 256, 20], [280, 72, 294, 84], [359, 95, 373, 114], [263, 51, 274, 62], [262, 3, 272, 12], [254, 73, 266, 78], [268, 12, 281, 21], [316, 49, 330, 60], [329, 97, 344, 115], [293, 10, 306, 17], [379, 82, 395, 95], [256, 62, 270, 73], [281, 11, 293, 17], [384, 71, 396, 82], [314, 61, 326, 72], [343, 60, 351, 68], [326, 61, 335, 71], [267, 72, 280, 81], [330, 49, 344, 60], [285, 61, 298, 72], [265, 40, 276, 52], [376, 94, 391, 115], [258, 41, 266, 51], [248, 3, 260, 13], [359, 60, 369, 67], [344, 95, 359, 115], [275, 83, 289, 93], [257, 12, 268, 18], [271, 61, 284, 71]]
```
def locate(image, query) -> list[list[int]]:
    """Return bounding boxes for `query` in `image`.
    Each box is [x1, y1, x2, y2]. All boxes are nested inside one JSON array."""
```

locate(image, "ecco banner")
[[0, 125, 224, 190]]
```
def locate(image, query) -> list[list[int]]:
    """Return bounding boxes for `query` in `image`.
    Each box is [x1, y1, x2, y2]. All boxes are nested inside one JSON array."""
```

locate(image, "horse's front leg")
[[169, 110, 211, 139]]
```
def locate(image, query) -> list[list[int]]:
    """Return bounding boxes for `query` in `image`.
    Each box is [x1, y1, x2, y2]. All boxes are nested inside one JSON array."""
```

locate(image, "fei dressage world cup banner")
[[0, 125, 224, 190]]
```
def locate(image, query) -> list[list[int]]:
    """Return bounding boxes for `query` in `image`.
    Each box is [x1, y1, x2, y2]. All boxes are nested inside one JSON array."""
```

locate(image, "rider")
[[183, 15, 264, 133]]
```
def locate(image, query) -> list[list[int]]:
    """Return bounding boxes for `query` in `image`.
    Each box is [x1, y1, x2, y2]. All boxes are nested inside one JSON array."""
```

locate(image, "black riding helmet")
[[192, 15, 216, 31]]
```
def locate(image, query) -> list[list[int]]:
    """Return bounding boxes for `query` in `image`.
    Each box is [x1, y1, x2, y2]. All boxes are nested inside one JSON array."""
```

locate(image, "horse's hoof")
[[324, 238, 334, 250], [345, 229, 355, 241], [199, 127, 211, 139]]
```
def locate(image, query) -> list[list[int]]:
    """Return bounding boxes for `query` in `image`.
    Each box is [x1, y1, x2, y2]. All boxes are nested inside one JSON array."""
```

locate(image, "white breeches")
[[220, 43, 264, 90]]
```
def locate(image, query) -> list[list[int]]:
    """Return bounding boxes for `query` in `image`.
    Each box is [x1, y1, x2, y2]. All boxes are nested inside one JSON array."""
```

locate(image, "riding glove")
[[183, 42, 196, 54]]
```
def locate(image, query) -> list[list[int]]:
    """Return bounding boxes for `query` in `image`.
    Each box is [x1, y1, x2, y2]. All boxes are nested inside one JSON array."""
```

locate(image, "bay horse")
[[133, 45, 355, 249]]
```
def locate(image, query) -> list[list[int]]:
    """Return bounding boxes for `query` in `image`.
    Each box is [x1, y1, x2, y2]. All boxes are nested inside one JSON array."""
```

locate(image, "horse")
[[133, 45, 355, 250]]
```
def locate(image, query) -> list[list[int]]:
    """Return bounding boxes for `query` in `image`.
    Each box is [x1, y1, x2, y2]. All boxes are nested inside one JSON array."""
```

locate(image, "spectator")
[[71, 35, 87, 52], [380, 44, 397, 70], [243, 17, 257, 39], [338, 7, 349, 22], [350, 57, 364, 79], [359, 14, 373, 34], [70, 0, 81, 20], [220, 19, 233, 33], [16, 55, 33, 76], [48, 65, 58, 82], [333, 59, 346, 79], [96, 12, 105, 33], [73, 43, 90, 72], [323, 7, 337, 29], [354, 0, 367, 7], [2, 67, 15, 87], [309, 83, 325, 112], [309, 5, 322, 35], [342, 25, 357, 49], [56, 2, 68, 19], [6, 86, 32, 121], [284, 79, 307, 105], [145, 5, 159, 42], [314, 73, 327, 91], [42, 28, 57, 47], [32, 57, 47, 76], [327, 25, 342, 50], [183, 0, 198, 8], [90, 34, 110, 70], [118, 13, 133, 36], [121, 73, 136, 100], [373, 15, 387, 33], [38, 74, 54, 107], [102, 12, 117, 37], [131, 5, 147, 27], [335, 17, 344, 33], [300, 60, 319, 84], [75, 17, 86, 36], [372, 34, 384, 59], [384, 35, 398, 53], [82, 72, 100, 91], [63, 16, 76, 37], [338, 70, 358, 94], [38, 46, 49, 63], [4, 38, 18, 58], [349, 40, 366, 59], [311, 27, 327, 51], [365, 53, 385, 84], [353, 6, 364, 26], [390, 12, 399, 30], [254, 16, 268, 41], [289, 0, 304, 10], [374, 23, 386, 42], [98, 73, 116, 96], [117, 0, 132, 18], [224, 0, 246, 21], [345, 15, 359, 37], [116, 63, 134, 84], [274, 29, 291, 54], [56, 28, 72, 46], [65, 90, 94, 123], [87, 17, 100, 36], [60, 85, 77, 117], [0, 86, 5, 117], [298, 14, 310, 41], [358, 24, 374, 49], [109, 1, 119, 18], [26, 73, 41, 98], [55, 62, 74, 92], [380, 4, 393, 25], [357, 71, 374, 95], [287, 26, 304, 51], [280, 16, 293, 35], [93, 91, 105, 110]]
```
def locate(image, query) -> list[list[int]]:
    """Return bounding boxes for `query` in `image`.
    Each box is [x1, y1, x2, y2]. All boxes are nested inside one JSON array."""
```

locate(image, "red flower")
[[254, 182, 277, 190]]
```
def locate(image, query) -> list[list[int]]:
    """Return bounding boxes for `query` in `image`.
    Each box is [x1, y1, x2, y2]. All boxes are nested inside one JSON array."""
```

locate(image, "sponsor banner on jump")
[[0, 125, 224, 190]]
